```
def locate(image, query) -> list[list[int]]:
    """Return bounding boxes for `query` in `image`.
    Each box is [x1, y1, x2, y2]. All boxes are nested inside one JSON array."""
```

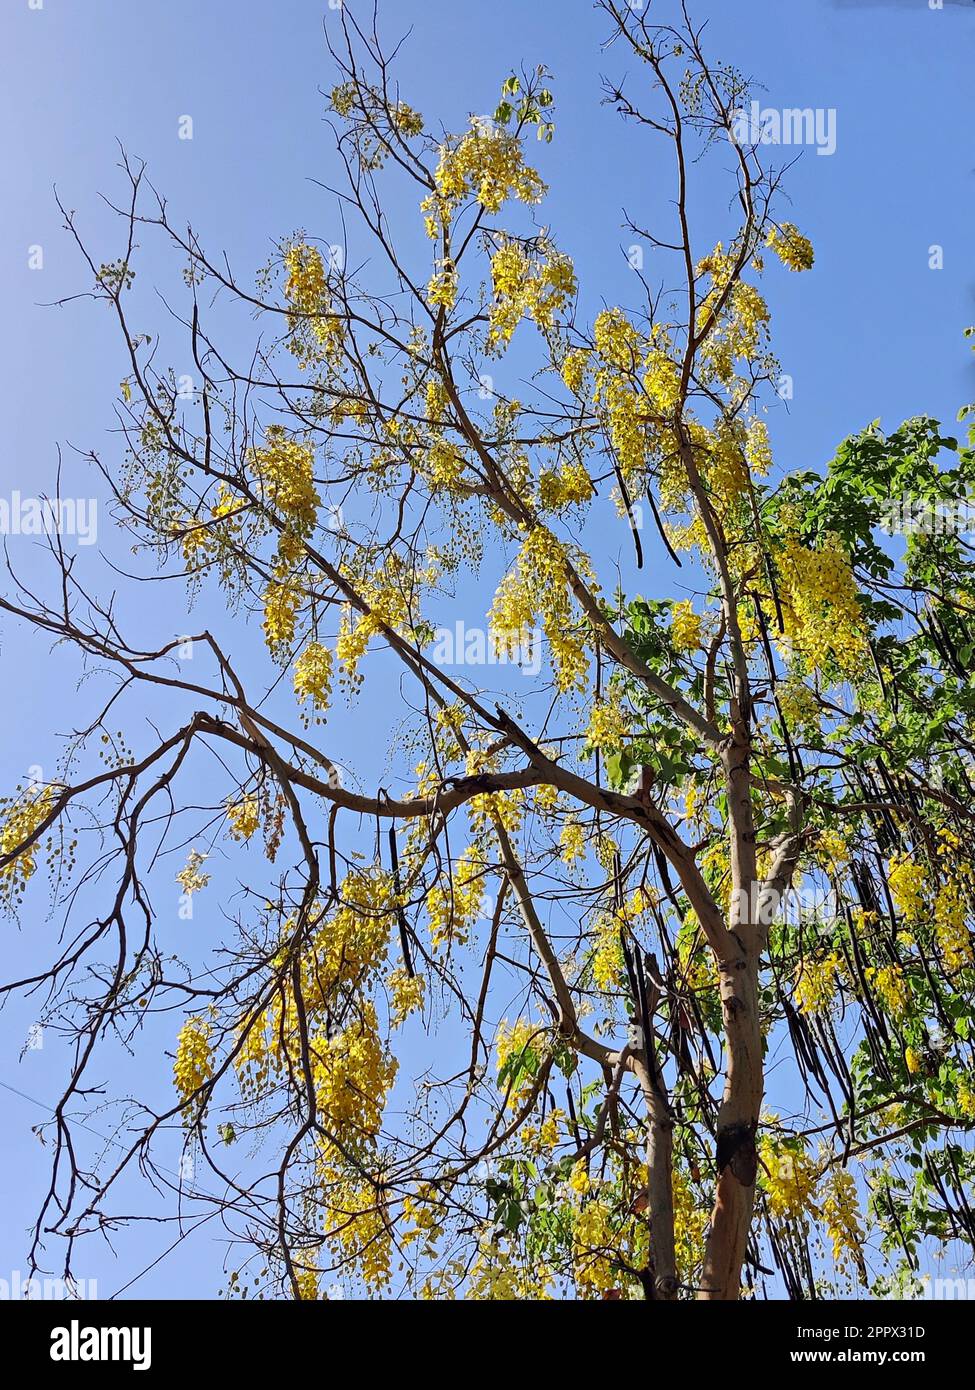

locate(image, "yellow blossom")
[[293, 641, 334, 716], [670, 599, 702, 653], [226, 797, 260, 843], [173, 1015, 213, 1117], [388, 968, 425, 1027], [767, 223, 815, 272]]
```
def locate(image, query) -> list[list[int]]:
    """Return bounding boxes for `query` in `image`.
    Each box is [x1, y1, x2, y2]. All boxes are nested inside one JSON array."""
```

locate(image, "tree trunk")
[[633, 1054, 678, 1299], [698, 734, 762, 1300], [698, 955, 762, 1299]]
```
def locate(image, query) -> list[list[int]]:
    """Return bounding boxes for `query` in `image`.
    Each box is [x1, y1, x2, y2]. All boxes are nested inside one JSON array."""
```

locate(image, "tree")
[[3, 0, 975, 1302]]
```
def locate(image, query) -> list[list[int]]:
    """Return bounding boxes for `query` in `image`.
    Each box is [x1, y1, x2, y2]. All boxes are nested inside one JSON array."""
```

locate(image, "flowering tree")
[[3, 1, 975, 1301]]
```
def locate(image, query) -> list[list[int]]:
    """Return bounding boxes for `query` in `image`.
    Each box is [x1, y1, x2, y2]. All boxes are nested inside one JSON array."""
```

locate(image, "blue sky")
[[1, 0, 974, 1299]]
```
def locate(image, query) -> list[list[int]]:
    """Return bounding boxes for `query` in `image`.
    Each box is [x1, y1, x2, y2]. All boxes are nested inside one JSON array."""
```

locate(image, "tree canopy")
[[3, 0, 975, 1301]]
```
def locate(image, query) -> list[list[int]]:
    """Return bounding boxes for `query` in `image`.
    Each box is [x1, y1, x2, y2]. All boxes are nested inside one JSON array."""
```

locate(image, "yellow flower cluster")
[[391, 102, 424, 137], [249, 432, 320, 532], [401, 1184, 444, 1254], [293, 641, 333, 717], [590, 914, 624, 990], [888, 856, 926, 921], [465, 1234, 554, 1300], [865, 964, 909, 1019], [173, 1016, 213, 1116], [321, 871, 397, 984], [533, 782, 559, 815], [821, 1168, 866, 1285], [226, 797, 260, 843], [425, 378, 450, 421], [561, 349, 589, 395], [593, 308, 639, 371], [642, 347, 683, 414], [425, 844, 484, 948], [759, 1134, 819, 1223], [585, 697, 630, 752], [311, 1001, 397, 1138], [0, 785, 54, 898], [537, 1108, 563, 1151], [495, 1018, 543, 1109], [670, 599, 702, 653], [572, 1197, 626, 1297], [282, 242, 343, 367], [778, 678, 821, 732], [794, 950, 842, 1015], [673, 1169, 709, 1283], [694, 243, 772, 386], [176, 848, 210, 896], [488, 525, 588, 692], [598, 373, 647, 487], [179, 485, 242, 572], [586, 311, 693, 500], [431, 120, 547, 215], [486, 241, 576, 352], [777, 533, 868, 676], [538, 459, 592, 512], [388, 968, 425, 1027], [560, 814, 586, 865], [957, 1081, 975, 1120], [745, 415, 774, 474], [335, 555, 435, 686], [467, 784, 523, 838], [235, 873, 398, 1115], [767, 223, 815, 273], [423, 437, 467, 492], [263, 578, 301, 655], [320, 1174, 393, 1292], [934, 885, 972, 973], [427, 259, 458, 310]]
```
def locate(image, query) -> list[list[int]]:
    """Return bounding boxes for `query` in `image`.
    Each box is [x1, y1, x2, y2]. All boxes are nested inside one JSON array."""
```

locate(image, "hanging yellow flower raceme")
[[776, 532, 868, 677], [865, 964, 910, 1019], [226, 797, 260, 843], [888, 856, 927, 922], [249, 432, 320, 533], [488, 525, 588, 692], [495, 1018, 543, 1110], [293, 641, 334, 716], [759, 1132, 820, 1223], [538, 459, 592, 512], [766, 223, 815, 273], [176, 849, 210, 896], [388, 968, 425, 1027], [425, 844, 484, 948], [670, 599, 702, 653], [585, 696, 631, 752], [427, 259, 459, 310], [794, 951, 842, 1015], [778, 678, 822, 733], [560, 814, 586, 865], [174, 1016, 214, 1119], [821, 1168, 867, 1285], [934, 884, 973, 973], [486, 240, 576, 353], [282, 242, 343, 367], [0, 785, 54, 899], [590, 913, 624, 990], [561, 348, 589, 395]]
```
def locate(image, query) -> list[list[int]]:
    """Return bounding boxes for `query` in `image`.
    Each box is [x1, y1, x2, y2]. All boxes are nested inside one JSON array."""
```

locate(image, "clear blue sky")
[[1, 0, 973, 1299]]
